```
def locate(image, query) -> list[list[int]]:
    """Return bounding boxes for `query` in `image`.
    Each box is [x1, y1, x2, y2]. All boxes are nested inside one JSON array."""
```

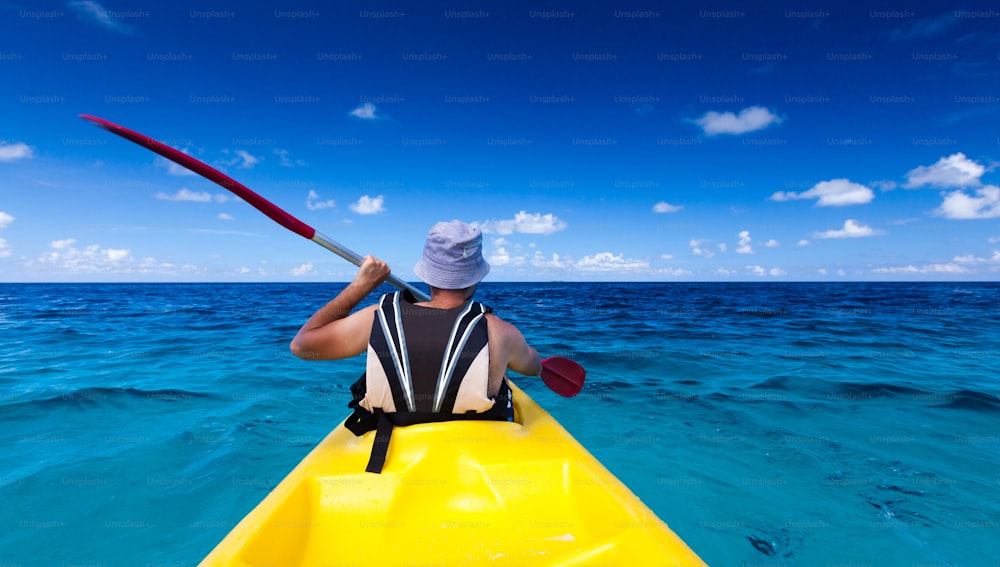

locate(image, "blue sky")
[[1, 1, 999, 282]]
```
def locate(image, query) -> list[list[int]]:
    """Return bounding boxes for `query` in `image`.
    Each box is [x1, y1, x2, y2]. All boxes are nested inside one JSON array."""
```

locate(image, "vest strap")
[[346, 376, 514, 474], [365, 409, 394, 474]]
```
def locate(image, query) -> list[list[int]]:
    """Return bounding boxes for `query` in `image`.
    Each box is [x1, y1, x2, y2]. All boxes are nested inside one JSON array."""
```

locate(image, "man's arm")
[[290, 255, 390, 360], [486, 314, 542, 377]]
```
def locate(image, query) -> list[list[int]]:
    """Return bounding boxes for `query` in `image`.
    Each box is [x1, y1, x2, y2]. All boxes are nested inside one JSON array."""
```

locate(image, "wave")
[[834, 381, 925, 398], [2, 387, 216, 413], [931, 389, 1000, 411], [748, 375, 799, 391], [739, 376, 1000, 412]]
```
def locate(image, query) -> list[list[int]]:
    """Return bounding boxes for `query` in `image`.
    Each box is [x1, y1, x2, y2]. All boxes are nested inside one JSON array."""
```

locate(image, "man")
[[290, 220, 541, 472]]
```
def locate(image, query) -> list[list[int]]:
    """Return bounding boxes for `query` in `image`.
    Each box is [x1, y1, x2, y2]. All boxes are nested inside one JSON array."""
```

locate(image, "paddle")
[[82, 114, 586, 397], [541, 356, 586, 397], [79, 113, 430, 302]]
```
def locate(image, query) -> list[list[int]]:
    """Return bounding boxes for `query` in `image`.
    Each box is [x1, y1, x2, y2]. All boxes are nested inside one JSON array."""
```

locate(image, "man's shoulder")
[[484, 313, 523, 336]]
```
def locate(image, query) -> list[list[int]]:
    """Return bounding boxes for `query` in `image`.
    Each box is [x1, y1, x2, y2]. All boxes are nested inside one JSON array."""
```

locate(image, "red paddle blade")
[[541, 356, 586, 398]]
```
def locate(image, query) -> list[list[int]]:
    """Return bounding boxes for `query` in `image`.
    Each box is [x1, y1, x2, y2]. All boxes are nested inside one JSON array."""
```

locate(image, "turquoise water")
[[2, 282, 999, 566]]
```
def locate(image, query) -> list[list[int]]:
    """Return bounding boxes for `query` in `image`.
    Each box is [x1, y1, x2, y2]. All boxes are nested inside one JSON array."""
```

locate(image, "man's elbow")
[[289, 337, 313, 360], [527, 349, 542, 376]]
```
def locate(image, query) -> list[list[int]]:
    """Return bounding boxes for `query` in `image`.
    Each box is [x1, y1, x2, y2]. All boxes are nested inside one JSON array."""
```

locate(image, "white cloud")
[[737, 230, 753, 254], [715, 267, 737, 275], [661, 267, 693, 276], [953, 253, 990, 264], [690, 239, 714, 258], [718, 243, 727, 253], [871, 180, 898, 192], [513, 249, 653, 273], [221, 149, 260, 169], [238, 151, 259, 168], [0, 238, 10, 258], [935, 185, 1000, 219], [477, 211, 567, 235], [770, 178, 875, 207], [874, 265, 919, 274], [0, 211, 13, 229], [818, 268, 827, 275], [763, 239, 779, 248], [531, 251, 569, 269], [813, 219, 884, 239], [156, 151, 198, 176], [798, 239, 810, 246], [575, 252, 650, 272], [306, 190, 336, 211], [905, 152, 986, 189], [105, 248, 130, 262], [349, 194, 385, 215], [26, 239, 177, 275], [693, 105, 782, 136], [155, 188, 228, 203], [274, 149, 305, 167], [488, 247, 511, 266], [0, 142, 34, 162], [156, 188, 210, 202], [218, 213, 235, 221], [874, 263, 969, 275], [955, 250, 1000, 264], [290, 262, 315, 276], [743, 265, 786, 277], [653, 201, 683, 213], [889, 12, 961, 41], [661, 254, 674, 260], [488, 246, 525, 267], [69, 0, 134, 33], [349, 102, 380, 120]]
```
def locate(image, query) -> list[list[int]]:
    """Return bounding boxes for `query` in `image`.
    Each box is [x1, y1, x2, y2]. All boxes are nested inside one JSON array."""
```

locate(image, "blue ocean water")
[[1, 282, 999, 566]]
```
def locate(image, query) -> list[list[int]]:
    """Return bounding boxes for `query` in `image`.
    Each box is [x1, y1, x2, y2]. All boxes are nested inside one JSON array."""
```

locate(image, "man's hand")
[[354, 255, 391, 294]]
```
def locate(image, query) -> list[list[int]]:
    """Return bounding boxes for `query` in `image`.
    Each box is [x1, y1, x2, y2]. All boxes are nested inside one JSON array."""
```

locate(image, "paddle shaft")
[[80, 114, 430, 302], [309, 232, 428, 300]]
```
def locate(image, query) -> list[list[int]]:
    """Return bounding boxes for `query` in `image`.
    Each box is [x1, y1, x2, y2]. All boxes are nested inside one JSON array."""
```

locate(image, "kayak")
[[82, 116, 704, 565], [199, 382, 706, 566]]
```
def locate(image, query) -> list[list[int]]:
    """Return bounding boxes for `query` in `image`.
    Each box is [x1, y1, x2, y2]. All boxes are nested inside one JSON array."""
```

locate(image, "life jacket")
[[344, 291, 513, 473]]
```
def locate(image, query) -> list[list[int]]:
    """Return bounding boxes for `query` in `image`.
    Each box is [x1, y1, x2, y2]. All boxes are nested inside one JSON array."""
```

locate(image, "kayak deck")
[[200, 383, 706, 566]]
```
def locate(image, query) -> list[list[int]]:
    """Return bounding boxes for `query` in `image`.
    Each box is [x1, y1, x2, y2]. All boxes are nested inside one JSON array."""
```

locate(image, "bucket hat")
[[413, 220, 490, 289]]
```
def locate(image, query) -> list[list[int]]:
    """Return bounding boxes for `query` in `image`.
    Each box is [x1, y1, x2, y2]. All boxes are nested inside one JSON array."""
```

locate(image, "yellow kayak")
[[200, 383, 706, 566]]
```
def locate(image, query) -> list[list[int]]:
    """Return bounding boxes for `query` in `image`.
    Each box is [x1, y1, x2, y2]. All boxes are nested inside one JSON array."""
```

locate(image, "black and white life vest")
[[344, 291, 513, 473]]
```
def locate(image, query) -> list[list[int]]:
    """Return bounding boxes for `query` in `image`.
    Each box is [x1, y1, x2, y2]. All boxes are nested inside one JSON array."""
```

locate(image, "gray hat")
[[413, 220, 490, 289]]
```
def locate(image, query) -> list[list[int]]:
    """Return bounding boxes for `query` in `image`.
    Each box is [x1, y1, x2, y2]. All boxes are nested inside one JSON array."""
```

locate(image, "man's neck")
[[421, 287, 473, 309]]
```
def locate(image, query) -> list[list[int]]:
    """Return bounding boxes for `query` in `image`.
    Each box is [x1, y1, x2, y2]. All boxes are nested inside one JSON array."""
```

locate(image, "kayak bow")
[[200, 383, 705, 566]]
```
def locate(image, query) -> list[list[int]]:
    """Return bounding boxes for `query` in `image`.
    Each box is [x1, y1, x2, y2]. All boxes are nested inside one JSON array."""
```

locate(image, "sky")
[[1, 1, 1000, 282]]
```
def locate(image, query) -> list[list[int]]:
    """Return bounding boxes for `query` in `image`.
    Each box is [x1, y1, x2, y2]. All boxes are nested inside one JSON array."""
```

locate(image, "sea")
[[1, 282, 999, 567]]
